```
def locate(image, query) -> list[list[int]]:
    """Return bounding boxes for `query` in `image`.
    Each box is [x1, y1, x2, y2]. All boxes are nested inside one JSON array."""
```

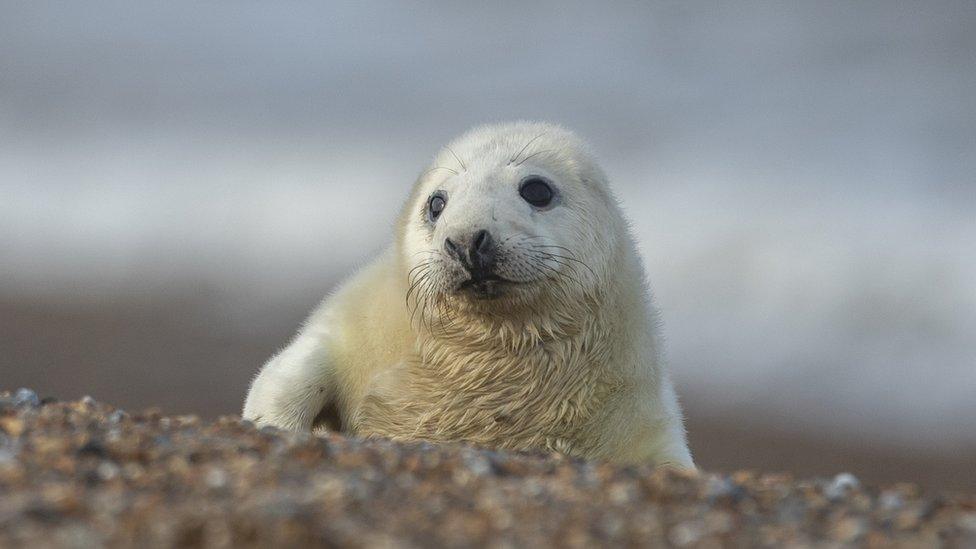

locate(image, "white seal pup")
[[243, 122, 693, 468]]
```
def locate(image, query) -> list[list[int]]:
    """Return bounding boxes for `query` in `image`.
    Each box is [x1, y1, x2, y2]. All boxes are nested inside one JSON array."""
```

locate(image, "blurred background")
[[2, 2, 974, 490]]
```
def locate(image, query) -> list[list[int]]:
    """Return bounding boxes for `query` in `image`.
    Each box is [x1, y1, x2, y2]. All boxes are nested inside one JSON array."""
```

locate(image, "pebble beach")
[[1, 390, 974, 547]]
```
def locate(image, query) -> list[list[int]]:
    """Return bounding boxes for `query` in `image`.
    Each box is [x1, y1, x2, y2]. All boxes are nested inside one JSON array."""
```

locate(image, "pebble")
[[13, 388, 40, 408], [205, 468, 229, 489], [0, 391, 973, 548], [107, 410, 129, 424], [824, 472, 860, 501], [96, 461, 120, 481], [460, 449, 492, 477], [896, 507, 923, 530], [832, 516, 865, 542], [958, 513, 976, 533], [704, 474, 735, 499], [669, 520, 704, 546], [879, 489, 904, 511], [607, 482, 634, 504]]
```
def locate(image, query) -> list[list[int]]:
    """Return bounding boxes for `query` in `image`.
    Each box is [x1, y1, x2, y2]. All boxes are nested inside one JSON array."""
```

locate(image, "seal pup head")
[[398, 122, 627, 334]]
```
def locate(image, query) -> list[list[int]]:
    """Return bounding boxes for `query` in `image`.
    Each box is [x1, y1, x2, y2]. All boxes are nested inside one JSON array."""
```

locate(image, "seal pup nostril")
[[444, 237, 461, 260], [472, 229, 490, 253], [469, 229, 494, 268]]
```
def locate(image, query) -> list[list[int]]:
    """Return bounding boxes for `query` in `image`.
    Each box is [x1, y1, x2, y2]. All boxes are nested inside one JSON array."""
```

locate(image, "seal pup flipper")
[[242, 328, 336, 432]]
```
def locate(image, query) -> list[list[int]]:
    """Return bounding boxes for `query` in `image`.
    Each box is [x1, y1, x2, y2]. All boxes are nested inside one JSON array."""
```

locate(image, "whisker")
[[514, 149, 555, 167], [405, 271, 432, 307], [530, 253, 590, 294], [530, 247, 596, 277], [421, 166, 459, 178], [413, 281, 429, 330], [532, 255, 587, 293], [509, 132, 546, 165], [409, 272, 436, 323], [436, 295, 455, 337], [445, 146, 467, 172], [530, 244, 574, 253], [407, 260, 436, 277], [421, 280, 438, 334], [527, 259, 560, 282], [530, 251, 578, 272]]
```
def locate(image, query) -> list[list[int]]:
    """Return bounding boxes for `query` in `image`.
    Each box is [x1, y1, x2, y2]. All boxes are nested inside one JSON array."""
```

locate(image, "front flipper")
[[242, 332, 336, 432]]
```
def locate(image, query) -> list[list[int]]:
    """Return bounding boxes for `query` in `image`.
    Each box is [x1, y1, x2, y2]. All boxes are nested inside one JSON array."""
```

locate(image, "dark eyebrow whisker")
[[514, 149, 555, 167], [445, 146, 467, 172], [509, 132, 546, 165], [421, 166, 459, 178]]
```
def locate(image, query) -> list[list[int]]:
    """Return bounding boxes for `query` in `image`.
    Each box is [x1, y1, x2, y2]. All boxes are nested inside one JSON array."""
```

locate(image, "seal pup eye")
[[428, 192, 447, 222], [519, 177, 554, 208]]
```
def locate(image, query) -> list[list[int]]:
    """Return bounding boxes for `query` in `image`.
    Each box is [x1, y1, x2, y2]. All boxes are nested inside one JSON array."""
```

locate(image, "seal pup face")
[[399, 122, 620, 328]]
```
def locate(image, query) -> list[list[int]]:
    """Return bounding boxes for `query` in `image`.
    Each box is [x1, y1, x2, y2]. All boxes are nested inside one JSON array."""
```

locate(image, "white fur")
[[243, 122, 693, 468]]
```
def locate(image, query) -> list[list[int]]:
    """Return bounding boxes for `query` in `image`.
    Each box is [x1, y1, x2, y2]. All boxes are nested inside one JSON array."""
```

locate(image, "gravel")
[[1, 389, 974, 547]]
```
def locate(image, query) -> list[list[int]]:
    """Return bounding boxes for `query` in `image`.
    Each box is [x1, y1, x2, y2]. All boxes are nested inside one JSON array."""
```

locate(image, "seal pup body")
[[243, 122, 693, 467]]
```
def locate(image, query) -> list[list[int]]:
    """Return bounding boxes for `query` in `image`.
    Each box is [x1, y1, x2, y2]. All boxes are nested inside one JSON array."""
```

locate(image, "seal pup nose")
[[470, 229, 494, 269], [444, 230, 496, 275]]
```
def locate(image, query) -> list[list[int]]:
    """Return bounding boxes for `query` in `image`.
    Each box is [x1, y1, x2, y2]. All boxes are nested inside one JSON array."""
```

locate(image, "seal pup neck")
[[413, 289, 609, 356]]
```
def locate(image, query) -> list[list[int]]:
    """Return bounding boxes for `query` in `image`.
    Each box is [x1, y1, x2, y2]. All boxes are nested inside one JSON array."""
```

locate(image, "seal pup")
[[243, 122, 693, 468]]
